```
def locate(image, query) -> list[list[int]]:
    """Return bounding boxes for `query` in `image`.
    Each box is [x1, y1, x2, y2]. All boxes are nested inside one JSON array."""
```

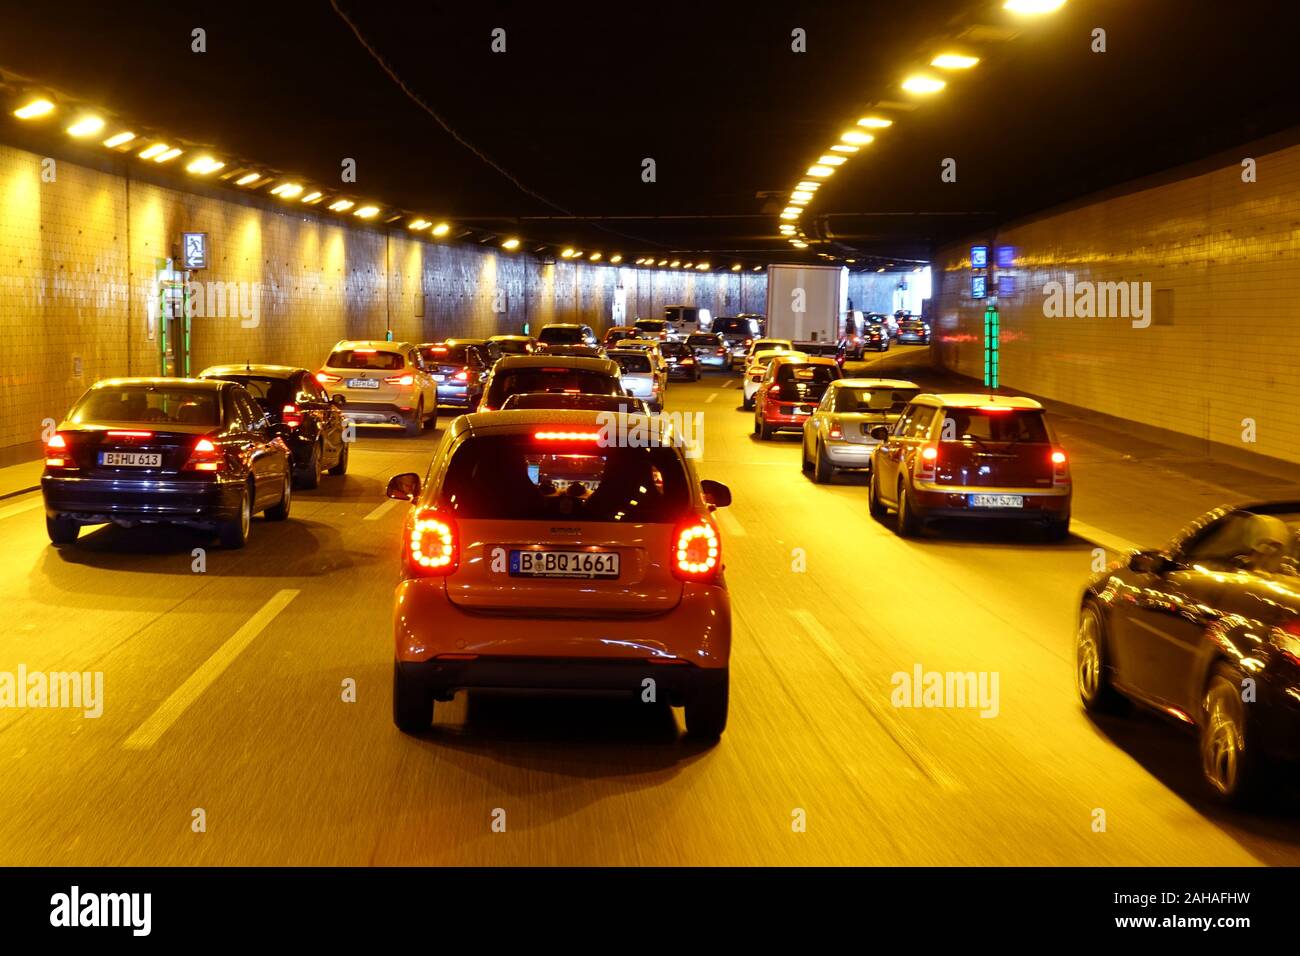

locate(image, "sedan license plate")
[[432, 374, 446, 382], [510, 549, 620, 579], [797, 406, 813, 416], [347, 378, 380, 389], [100, 452, 161, 467], [969, 494, 1024, 509]]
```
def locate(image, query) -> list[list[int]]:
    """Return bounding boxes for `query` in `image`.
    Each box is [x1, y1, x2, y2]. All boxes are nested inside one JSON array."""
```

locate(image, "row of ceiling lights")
[[9, 87, 775, 273], [779, 0, 1068, 252]]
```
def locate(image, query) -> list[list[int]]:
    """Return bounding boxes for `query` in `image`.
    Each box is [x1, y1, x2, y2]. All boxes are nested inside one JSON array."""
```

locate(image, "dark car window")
[[328, 349, 404, 371], [776, 364, 838, 385], [298, 375, 328, 404], [660, 342, 690, 357], [687, 334, 720, 348], [834, 387, 919, 413], [896, 405, 938, 439], [71, 385, 223, 426], [487, 368, 621, 406], [233, 390, 266, 430], [208, 375, 294, 413], [439, 434, 690, 523], [940, 408, 1049, 443], [493, 339, 532, 355], [538, 326, 584, 345], [610, 354, 651, 373], [422, 345, 474, 365], [502, 392, 647, 413]]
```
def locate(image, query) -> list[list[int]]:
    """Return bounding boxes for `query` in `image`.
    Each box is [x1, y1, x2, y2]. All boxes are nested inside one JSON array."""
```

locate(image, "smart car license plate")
[[969, 494, 1023, 508], [510, 549, 620, 579], [100, 452, 161, 467], [347, 378, 380, 389]]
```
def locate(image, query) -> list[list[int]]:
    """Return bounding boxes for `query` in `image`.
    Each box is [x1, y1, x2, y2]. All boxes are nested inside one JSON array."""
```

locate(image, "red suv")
[[753, 356, 842, 440], [867, 394, 1071, 539]]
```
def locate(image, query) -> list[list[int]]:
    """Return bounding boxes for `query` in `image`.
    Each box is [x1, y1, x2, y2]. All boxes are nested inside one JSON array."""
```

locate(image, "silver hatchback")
[[801, 378, 919, 483]]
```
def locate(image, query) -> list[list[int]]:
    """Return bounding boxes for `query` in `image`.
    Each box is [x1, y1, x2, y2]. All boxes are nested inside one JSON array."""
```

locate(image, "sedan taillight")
[[183, 437, 224, 473], [45, 432, 73, 469]]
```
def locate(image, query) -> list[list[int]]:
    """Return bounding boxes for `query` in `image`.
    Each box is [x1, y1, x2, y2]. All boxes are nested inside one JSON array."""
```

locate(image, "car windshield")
[[942, 409, 1050, 443], [754, 340, 787, 352], [328, 349, 404, 371], [611, 353, 651, 373], [488, 368, 620, 404], [439, 434, 691, 523], [492, 339, 532, 354], [687, 335, 719, 347], [777, 364, 838, 385], [835, 386, 919, 413], [421, 345, 475, 364], [635, 321, 667, 333], [538, 326, 584, 344], [70, 385, 223, 426]]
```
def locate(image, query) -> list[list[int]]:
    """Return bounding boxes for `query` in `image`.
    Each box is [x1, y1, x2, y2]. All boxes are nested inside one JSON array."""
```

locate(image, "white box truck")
[[764, 264, 846, 344]]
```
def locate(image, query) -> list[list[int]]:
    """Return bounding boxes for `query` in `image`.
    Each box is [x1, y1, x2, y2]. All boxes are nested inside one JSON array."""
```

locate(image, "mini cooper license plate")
[[969, 494, 1024, 508]]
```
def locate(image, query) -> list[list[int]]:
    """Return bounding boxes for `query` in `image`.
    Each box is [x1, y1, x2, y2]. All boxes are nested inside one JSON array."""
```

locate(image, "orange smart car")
[[386, 408, 734, 738]]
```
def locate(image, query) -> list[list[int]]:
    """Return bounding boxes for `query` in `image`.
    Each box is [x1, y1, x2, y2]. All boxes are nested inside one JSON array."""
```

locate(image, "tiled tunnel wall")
[[1, 140, 846, 459], [931, 140, 1300, 469]]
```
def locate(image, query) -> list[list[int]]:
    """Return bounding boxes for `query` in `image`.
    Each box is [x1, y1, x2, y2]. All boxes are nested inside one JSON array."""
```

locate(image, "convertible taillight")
[[672, 515, 721, 582], [183, 436, 224, 473], [405, 509, 459, 577]]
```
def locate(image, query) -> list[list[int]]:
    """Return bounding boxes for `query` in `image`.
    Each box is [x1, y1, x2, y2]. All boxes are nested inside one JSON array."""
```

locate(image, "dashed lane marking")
[[123, 589, 300, 750], [714, 507, 746, 537], [363, 499, 400, 521]]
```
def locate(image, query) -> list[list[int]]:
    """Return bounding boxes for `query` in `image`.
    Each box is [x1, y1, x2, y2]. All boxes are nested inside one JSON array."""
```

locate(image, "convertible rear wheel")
[[1201, 665, 1268, 805]]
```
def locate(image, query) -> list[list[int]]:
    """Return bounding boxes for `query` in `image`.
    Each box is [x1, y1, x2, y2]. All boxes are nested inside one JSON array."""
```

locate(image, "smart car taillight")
[[405, 508, 458, 576], [1051, 448, 1070, 485], [916, 443, 939, 480], [183, 436, 224, 473], [44, 432, 71, 468], [385, 374, 415, 386], [282, 404, 303, 428], [672, 515, 720, 582]]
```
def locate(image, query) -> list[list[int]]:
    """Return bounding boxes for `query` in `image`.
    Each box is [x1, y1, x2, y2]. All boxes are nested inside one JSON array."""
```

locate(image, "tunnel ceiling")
[[2, 0, 1299, 267]]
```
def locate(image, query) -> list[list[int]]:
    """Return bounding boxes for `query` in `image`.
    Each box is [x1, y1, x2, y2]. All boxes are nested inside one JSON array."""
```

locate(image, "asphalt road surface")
[[1, 347, 1297, 865]]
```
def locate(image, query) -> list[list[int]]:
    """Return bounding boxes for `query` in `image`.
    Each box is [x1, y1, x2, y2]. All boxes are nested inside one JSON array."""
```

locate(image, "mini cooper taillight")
[[405, 509, 458, 576], [672, 515, 721, 582], [1051, 448, 1071, 485], [916, 443, 939, 481]]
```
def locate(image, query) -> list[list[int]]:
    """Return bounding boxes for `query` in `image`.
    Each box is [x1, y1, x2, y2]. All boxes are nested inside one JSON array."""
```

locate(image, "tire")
[[265, 470, 292, 521], [742, 394, 754, 411], [393, 662, 434, 734], [685, 669, 728, 739], [813, 440, 834, 484], [895, 480, 921, 537], [218, 483, 253, 549], [868, 469, 887, 518], [46, 514, 79, 545], [801, 436, 813, 473], [404, 400, 423, 437], [296, 441, 322, 490], [328, 440, 349, 476], [1201, 663, 1269, 806], [1076, 603, 1127, 715]]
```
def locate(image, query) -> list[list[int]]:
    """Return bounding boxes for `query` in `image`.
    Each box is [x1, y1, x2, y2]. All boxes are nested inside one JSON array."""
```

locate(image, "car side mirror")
[[1128, 550, 1168, 574], [700, 479, 732, 509], [330, 394, 346, 408], [869, 425, 891, 441], [386, 472, 421, 502]]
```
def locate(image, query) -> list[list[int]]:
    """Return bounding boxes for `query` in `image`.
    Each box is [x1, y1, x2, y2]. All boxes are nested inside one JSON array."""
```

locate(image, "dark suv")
[[868, 394, 1071, 539]]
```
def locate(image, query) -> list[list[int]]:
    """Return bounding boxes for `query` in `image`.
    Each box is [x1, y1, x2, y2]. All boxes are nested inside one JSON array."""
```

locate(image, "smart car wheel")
[[46, 514, 79, 546], [1076, 603, 1125, 714], [1201, 664, 1268, 805], [393, 662, 434, 733], [685, 669, 728, 739]]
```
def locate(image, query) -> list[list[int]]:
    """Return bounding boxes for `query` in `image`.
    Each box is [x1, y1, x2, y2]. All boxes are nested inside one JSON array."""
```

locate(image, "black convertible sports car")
[[1077, 501, 1300, 804]]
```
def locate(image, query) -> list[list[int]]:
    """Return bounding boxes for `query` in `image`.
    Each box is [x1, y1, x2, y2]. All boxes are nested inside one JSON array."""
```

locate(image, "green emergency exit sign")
[[983, 305, 999, 389]]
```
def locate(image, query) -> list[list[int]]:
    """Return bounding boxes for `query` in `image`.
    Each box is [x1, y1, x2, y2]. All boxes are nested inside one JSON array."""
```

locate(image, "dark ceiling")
[[2, 0, 1299, 268]]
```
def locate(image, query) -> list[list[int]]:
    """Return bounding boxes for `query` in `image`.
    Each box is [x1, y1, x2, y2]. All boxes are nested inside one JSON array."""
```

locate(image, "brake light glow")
[[385, 374, 415, 386], [916, 443, 939, 480], [673, 517, 721, 581], [1051, 448, 1070, 485], [106, 430, 153, 438], [183, 436, 224, 472], [353, 348, 377, 354], [282, 404, 303, 428], [407, 509, 458, 575], [45, 432, 70, 468], [829, 425, 842, 439], [534, 430, 602, 442], [979, 405, 1014, 413], [453, 371, 469, 382], [316, 372, 340, 384], [769, 384, 780, 397]]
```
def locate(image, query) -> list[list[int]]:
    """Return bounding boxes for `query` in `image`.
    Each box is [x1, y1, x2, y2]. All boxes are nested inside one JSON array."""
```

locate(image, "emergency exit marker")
[[983, 305, 1000, 389]]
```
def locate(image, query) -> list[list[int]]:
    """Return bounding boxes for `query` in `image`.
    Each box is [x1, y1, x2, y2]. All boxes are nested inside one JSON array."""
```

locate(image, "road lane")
[[0, 368, 1295, 866]]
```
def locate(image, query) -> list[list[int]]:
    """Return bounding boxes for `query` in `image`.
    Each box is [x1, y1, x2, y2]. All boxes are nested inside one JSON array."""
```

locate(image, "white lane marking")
[[0, 498, 42, 521], [364, 499, 399, 521], [714, 507, 746, 537], [1070, 519, 1139, 555], [123, 589, 300, 750], [705, 392, 719, 404], [790, 609, 961, 791]]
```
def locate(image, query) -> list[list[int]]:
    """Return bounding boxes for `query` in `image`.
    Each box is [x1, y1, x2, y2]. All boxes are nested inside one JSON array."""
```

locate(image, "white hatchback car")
[[607, 348, 666, 411]]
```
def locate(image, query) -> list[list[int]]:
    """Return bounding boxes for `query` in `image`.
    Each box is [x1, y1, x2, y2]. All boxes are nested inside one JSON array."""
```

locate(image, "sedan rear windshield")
[[538, 326, 584, 344], [942, 409, 1049, 443], [439, 434, 690, 523], [70, 386, 223, 426], [421, 345, 475, 364], [328, 349, 404, 371], [611, 354, 651, 373], [835, 387, 919, 413], [487, 369, 621, 405]]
